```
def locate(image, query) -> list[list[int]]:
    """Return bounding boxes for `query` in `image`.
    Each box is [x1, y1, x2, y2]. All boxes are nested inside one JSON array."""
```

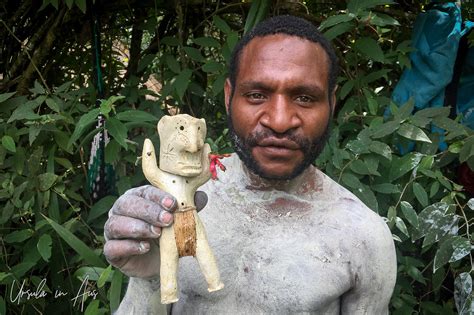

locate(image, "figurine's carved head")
[[158, 114, 207, 177]]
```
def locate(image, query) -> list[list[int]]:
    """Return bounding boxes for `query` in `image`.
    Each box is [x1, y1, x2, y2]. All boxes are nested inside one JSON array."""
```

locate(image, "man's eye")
[[295, 95, 313, 103], [245, 93, 266, 101]]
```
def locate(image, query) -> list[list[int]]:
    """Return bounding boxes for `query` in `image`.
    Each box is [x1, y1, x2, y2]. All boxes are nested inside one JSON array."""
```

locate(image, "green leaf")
[[354, 37, 384, 63], [105, 118, 128, 150], [37, 234, 52, 262], [202, 61, 223, 73], [116, 110, 159, 122], [388, 153, 422, 181], [165, 55, 181, 74], [459, 137, 474, 163], [193, 37, 220, 48], [347, 0, 394, 13], [319, 14, 354, 30], [11, 262, 36, 278], [84, 300, 100, 315], [414, 106, 450, 118], [98, 264, 112, 288], [45, 97, 60, 112], [339, 80, 354, 99], [161, 36, 180, 46], [29, 125, 42, 145], [183, 47, 204, 62], [412, 182, 429, 207], [110, 269, 123, 312], [244, 0, 270, 33], [449, 237, 471, 263], [323, 21, 355, 40], [341, 172, 361, 189], [400, 201, 419, 228], [353, 183, 379, 211], [173, 68, 193, 100], [75, 0, 86, 13], [369, 13, 400, 27], [4, 229, 34, 243], [0, 92, 16, 103], [65, 0, 73, 8], [397, 123, 431, 143], [43, 215, 106, 267], [454, 272, 472, 314], [7, 100, 41, 122], [1, 135, 16, 153], [137, 54, 156, 72], [88, 195, 117, 222], [395, 217, 409, 237], [433, 236, 455, 273], [413, 202, 459, 247], [38, 173, 59, 191], [370, 120, 400, 138], [213, 15, 231, 34], [406, 265, 426, 285], [68, 108, 100, 148], [372, 183, 399, 194], [30, 80, 46, 94], [369, 141, 392, 160]]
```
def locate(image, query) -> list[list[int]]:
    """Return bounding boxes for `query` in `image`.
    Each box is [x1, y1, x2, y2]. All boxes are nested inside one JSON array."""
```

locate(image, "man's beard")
[[227, 111, 330, 180]]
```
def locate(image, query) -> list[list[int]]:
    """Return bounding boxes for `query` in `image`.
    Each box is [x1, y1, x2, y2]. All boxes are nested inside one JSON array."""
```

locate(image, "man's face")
[[225, 34, 335, 180]]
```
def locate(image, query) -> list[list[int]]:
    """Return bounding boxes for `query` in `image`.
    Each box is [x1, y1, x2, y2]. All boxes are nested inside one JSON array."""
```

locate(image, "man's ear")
[[330, 86, 338, 116], [224, 78, 232, 114]]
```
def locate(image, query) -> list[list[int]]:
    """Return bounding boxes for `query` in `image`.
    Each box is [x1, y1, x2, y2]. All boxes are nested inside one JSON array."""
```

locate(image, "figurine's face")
[[158, 114, 207, 177]]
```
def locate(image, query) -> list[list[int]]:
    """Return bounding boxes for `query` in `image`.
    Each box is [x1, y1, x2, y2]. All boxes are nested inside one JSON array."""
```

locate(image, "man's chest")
[[172, 203, 355, 314]]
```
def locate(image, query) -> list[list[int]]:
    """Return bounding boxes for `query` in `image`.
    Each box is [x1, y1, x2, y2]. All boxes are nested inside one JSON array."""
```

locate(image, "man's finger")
[[105, 215, 162, 240], [112, 192, 174, 227], [194, 191, 208, 212], [104, 239, 150, 264], [127, 185, 177, 210]]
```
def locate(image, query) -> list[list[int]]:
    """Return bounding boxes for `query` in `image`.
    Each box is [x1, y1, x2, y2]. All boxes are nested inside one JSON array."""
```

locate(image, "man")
[[104, 15, 397, 314]]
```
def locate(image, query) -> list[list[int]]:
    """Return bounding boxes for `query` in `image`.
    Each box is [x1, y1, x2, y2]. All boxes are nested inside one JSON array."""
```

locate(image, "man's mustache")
[[245, 129, 311, 150]]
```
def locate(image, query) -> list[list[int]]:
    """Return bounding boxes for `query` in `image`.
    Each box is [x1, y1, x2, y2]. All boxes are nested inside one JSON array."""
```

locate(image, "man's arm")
[[340, 216, 397, 314]]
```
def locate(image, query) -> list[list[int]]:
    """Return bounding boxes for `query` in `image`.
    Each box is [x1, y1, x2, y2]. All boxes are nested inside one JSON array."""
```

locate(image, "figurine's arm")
[[142, 139, 167, 190], [192, 143, 212, 187]]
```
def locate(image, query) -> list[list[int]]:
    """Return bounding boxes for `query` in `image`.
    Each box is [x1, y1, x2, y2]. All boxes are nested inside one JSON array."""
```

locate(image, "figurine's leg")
[[194, 211, 224, 292], [159, 226, 180, 304]]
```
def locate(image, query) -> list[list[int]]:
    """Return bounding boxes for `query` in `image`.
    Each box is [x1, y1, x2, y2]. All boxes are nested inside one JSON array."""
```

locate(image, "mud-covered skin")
[[116, 154, 396, 314]]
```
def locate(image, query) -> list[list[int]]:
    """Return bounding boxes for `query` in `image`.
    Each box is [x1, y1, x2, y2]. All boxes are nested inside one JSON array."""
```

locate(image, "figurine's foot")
[[161, 291, 179, 304], [161, 296, 179, 304], [208, 282, 224, 292]]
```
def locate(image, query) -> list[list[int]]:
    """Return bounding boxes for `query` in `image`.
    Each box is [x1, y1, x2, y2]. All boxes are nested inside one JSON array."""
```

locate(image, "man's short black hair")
[[228, 15, 339, 103]]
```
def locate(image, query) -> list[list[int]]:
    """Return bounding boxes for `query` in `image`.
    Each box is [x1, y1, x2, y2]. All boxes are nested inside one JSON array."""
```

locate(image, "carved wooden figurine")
[[141, 114, 224, 304]]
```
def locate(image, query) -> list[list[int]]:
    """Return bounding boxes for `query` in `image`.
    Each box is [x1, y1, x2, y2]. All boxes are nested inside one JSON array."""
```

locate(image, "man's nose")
[[184, 128, 204, 153], [260, 95, 302, 134]]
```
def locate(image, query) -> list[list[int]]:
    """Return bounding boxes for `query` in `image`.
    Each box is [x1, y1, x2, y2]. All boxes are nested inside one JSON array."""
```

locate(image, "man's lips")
[[257, 137, 300, 150], [253, 137, 301, 159]]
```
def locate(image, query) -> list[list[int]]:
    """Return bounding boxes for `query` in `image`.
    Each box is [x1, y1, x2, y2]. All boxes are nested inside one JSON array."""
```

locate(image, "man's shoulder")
[[314, 167, 392, 240]]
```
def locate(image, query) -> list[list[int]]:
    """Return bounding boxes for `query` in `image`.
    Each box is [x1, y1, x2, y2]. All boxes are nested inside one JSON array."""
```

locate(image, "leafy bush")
[[0, 0, 473, 314]]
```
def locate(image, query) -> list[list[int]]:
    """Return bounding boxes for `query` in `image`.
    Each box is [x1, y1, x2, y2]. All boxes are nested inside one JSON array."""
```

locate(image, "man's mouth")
[[254, 137, 300, 158]]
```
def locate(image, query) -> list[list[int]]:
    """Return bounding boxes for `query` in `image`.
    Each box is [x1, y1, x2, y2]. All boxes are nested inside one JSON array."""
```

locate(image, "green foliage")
[[1, 0, 473, 313]]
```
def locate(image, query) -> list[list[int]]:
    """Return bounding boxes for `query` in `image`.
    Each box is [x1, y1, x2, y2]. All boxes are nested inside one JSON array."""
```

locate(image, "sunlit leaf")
[[397, 123, 431, 142]]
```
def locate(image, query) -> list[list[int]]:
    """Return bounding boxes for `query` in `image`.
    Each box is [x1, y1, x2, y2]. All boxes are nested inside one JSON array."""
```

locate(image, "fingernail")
[[139, 241, 150, 253], [162, 197, 175, 210], [150, 225, 161, 237], [159, 211, 173, 225]]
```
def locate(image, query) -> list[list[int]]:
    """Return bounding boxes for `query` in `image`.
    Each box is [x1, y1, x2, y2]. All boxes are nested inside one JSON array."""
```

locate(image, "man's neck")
[[238, 158, 320, 194]]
